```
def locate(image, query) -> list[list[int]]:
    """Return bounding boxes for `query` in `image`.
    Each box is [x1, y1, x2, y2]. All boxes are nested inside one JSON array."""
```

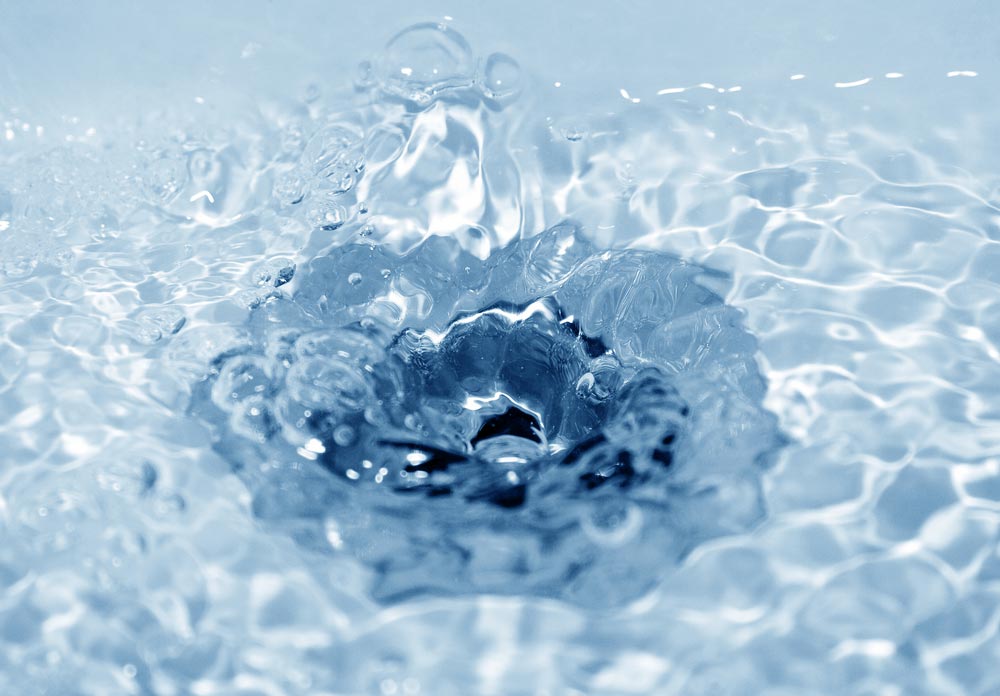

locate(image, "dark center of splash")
[[351, 296, 687, 509], [191, 223, 784, 606]]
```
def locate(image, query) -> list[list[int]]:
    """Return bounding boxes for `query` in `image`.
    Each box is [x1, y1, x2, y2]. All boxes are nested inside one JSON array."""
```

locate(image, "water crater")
[[194, 222, 784, 606]]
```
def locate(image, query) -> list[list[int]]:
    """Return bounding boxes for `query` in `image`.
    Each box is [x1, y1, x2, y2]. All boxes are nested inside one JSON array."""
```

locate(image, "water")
[[3, 7, 1000, 695], [194, 221, 782, 606]]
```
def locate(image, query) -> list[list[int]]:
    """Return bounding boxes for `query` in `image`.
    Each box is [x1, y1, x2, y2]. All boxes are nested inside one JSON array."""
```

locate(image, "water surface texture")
[[3, 5, 1000, 695]]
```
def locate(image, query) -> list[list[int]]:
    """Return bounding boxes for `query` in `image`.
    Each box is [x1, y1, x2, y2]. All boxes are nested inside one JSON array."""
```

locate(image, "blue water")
[[3, 7, 1000, 696], [194, 221, 782, 606]]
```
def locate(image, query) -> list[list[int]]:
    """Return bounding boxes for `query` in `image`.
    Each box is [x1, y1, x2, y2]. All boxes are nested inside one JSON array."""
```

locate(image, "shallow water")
[[3, 7, 1000, 696]]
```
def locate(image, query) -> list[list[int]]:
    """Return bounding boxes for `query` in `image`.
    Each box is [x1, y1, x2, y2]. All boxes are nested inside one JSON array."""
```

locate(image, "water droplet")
[[348, 272, 363, 286]]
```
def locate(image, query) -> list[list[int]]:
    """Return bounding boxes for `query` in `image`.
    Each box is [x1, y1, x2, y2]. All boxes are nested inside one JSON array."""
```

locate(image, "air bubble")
[[187, 148, 222, 183], [293, 329, 384, 366], [478, 52, 523, 103], [348, 272, 363, 286], [236, 287, 274, 310], [554, 118, 590, 142], [211, 356, 274, 412], [521, 221, 594, 291], [302, 124, 365, 194], [142, 155, 187, 203], [285, 357, 372, 412], [303, 83, 321, 103], [134, 307, 186, 345], [307, 199, 348, 230], [376, 23, 476, 105], [364, 125, 406, 169], [355, 60, 376, 90], [828, 322, 860, 341], [580, 501, 643, 547], [274, 170, 306, 205], [280, 125, 307, 155], [95, 461, 158, 497], [150, 491, 187, 519], [253, 257, 296, 288], [230, 395, 279, 443], [333, 425, 356, 446], [2, 255, 38, 279], [50, 248, 74, 268]]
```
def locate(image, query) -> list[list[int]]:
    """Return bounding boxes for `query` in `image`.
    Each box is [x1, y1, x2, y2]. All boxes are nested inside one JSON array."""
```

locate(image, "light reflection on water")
[[1, 12, 1000, 696]]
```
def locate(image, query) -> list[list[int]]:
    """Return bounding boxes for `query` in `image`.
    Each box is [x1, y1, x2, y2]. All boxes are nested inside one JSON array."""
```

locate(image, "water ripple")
[[1, 18, 999, 696]]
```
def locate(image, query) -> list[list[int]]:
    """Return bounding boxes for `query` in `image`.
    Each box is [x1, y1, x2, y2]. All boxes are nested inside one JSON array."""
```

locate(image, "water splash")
[[193, 220, 783, 605], [3, 13, 999, 696]]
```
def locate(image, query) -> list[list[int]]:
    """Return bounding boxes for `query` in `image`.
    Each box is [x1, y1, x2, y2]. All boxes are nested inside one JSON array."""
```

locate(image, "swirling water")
[[3, 16, 1000, 696]]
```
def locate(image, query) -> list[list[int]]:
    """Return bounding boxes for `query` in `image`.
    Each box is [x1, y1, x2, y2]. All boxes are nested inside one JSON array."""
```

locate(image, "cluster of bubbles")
[[369, 22, 523, 106]]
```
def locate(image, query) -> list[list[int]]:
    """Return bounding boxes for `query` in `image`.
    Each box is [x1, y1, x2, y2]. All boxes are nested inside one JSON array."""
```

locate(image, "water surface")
[[2, 6, 1000, 695]]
